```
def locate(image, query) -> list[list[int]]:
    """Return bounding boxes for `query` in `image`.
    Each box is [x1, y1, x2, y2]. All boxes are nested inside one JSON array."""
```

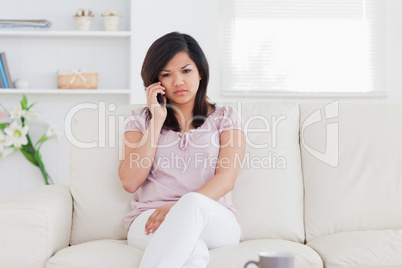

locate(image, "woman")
[[118, 32, 246, 268]]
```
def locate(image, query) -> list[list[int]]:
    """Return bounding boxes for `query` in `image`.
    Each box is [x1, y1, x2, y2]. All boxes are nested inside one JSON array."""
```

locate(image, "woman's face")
[[158, 51, 201, 108]]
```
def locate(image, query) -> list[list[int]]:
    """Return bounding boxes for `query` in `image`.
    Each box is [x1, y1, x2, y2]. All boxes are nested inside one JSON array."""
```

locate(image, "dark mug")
[[244, 252, 295, 268]]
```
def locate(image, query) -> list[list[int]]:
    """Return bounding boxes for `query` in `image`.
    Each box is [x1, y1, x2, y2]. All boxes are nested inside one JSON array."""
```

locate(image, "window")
[[222, 0, 387, 96]]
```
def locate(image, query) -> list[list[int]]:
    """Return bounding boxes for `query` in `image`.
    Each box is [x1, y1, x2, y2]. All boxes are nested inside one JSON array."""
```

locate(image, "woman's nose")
[[173, 74, 184, 87]]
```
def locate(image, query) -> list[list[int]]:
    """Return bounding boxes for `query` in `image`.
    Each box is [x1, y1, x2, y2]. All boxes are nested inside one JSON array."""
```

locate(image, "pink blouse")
[[122, 105, 245, 232]]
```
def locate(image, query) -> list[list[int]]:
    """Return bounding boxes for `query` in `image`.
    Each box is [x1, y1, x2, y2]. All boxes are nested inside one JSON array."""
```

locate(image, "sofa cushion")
[[0, 185, 72, 268], [69, 105, 139, 245], [307, 229, 402, 268], [219, 102, 304, 242], [300, 103, 402, 241], [46, 239, 322, 268], [45, 239, 142, 268], [209, 239, 323, 268]]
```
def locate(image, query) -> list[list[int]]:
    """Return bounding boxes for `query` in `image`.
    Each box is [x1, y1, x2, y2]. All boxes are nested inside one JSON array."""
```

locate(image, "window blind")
[[221, 0, 386, 96]]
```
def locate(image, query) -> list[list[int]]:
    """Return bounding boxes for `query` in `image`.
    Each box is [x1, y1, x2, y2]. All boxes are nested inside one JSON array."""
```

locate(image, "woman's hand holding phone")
[[146, 82, 167, 123]]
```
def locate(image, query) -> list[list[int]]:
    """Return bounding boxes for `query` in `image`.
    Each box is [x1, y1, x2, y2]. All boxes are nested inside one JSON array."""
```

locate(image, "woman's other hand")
[[145, 204, 175, 235], [146, 82, 167, 123]]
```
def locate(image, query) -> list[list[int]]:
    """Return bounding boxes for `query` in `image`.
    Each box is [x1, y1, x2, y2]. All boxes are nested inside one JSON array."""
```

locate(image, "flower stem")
[[21, 134, 53, 185]]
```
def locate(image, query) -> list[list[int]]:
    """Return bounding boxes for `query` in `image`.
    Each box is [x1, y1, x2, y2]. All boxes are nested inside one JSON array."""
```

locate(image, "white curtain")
[[221, 0, 387, 96]]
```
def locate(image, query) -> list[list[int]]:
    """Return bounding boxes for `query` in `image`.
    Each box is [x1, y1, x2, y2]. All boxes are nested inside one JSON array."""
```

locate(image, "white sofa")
[[1, 101, 402, 268]]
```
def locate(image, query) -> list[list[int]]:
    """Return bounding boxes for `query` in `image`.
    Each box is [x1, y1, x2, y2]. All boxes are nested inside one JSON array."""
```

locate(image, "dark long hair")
[[141, 31, 215, 132]]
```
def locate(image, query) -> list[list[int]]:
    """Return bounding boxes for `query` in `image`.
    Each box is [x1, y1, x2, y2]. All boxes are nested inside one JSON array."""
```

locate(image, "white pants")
[[127, 192, 241, 268]]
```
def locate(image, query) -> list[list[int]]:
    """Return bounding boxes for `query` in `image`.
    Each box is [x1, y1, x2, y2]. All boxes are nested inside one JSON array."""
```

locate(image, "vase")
[[102, 16, 121, 31], [74, 16, 93, 31]]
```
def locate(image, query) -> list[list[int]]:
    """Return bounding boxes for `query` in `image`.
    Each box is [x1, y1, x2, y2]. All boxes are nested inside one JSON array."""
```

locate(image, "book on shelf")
[[0, 56, 8, 88], [0, 52, 14, 89], [0, 68, 4, 88], [0, 19, 52, 28]]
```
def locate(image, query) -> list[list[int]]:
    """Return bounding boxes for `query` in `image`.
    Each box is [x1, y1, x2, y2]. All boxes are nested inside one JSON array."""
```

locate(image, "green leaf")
[[0, 123, 8, 130], [34, 150, 51, 185], [21, 95, 28, 110], [35, 134, 48, 147], [23, 136, 36, 154], [34, 149, 42, 163], [22, 144, 35, 156], [21, 136, 40, 165], [20, 148, 39, 167], [27, 102, 37, 111]]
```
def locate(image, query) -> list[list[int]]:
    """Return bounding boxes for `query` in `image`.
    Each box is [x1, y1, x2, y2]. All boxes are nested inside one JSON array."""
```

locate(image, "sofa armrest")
[[0, 185, 73, 268]]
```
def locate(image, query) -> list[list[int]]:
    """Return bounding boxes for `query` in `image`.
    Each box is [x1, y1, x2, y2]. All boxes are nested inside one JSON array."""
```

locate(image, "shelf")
[[0, 89, 131, 95], [0, 30, 131, 38]]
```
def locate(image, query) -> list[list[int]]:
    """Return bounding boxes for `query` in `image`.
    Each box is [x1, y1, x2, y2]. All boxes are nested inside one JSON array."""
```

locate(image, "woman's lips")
[[174, 89, 187, 95]]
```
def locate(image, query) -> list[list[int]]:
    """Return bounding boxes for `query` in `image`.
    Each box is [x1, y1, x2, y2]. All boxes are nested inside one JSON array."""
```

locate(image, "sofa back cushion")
[[220, 102, 304, 242], [69, 104, 139, 245], [300, 102, 402, 242], [70, 102, 305, 244]]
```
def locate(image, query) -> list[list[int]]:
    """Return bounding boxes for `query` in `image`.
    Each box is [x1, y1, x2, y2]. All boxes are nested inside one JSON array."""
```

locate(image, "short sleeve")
[[124, 107, 148, 134], [217, 106, 245, 134]]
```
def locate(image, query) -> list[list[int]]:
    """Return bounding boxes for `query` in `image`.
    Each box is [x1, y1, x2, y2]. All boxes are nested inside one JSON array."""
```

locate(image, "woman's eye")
[[161, 73, 171, 78], [183, 69, 192, 73]]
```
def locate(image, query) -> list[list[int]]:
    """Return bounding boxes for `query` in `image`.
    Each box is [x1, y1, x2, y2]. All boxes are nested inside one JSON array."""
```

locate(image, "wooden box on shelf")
[[57, 69, 98, 89]]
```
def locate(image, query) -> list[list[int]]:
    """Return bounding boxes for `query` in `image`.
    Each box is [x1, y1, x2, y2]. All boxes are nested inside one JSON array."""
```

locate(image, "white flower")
[[45, 121, 60, 139], [102, 9, 120, 16], [10, 104, 22, 119], [4, 121, 29, 148], [22, 109, 39, 125]]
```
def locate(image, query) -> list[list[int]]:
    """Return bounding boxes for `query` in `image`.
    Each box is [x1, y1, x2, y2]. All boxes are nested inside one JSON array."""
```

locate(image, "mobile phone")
[[156, 81, 165, 106], [157, 93, 165, 106]]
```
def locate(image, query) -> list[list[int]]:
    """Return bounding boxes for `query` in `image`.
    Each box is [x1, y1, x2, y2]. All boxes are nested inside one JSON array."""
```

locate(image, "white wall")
[[1, 0, 402, 200]]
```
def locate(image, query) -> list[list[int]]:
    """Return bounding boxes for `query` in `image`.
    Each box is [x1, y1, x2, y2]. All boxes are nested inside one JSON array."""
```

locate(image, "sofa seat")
[[209, 239, 323, 268], [307, 229, 402, 268], [46, 239, 323, 268], [46, 240, 142, 268]]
